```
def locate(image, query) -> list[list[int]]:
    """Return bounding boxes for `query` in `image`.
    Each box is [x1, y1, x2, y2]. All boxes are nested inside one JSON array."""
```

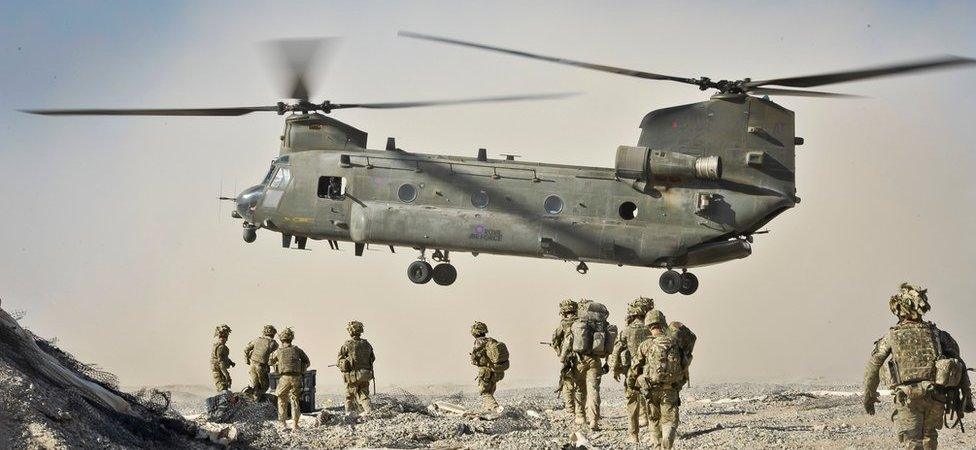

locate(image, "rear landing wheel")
[[407, 260, 433, 284], [659, 270, 682, 294], [679, 272, 699, 295], [432, 263, 458, 286]]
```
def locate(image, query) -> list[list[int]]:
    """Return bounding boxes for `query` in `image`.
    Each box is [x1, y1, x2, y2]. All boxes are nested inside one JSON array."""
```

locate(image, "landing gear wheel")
[[243, 227, 257, 243], [659, 270, 682, 294], [679, 272, 699, 295], [432, 263, 458, 286], [407, 260, 433, 284]]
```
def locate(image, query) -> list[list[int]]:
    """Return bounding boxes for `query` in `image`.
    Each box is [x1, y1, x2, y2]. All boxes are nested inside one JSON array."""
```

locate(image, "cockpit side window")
[[317, 176, 346, 200]]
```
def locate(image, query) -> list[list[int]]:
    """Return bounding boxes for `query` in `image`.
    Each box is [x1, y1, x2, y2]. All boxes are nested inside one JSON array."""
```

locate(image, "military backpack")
[[484, 338, 510, 372], [640, 335, 684, 387], [888, 322, 964, 388], [571, 301, 618, 358]]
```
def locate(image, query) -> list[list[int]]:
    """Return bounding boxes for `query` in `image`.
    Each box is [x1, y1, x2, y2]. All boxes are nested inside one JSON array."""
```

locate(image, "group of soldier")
[[208, 282, 973, 449], [210, 321, 375, 429]]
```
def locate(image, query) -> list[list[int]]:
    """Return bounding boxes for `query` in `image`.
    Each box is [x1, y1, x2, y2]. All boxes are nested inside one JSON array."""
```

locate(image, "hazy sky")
[[1, 1, 975, 391]]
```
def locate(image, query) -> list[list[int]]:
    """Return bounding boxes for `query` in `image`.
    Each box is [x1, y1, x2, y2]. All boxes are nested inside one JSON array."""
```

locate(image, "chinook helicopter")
[[23, 36, 975, 294]]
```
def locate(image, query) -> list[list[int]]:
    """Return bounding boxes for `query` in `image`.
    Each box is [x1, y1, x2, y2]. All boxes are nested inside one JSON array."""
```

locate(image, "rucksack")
[[571, 301, 618, 358], [485, 338, 510, 372], [670, 322, 697, 369], [641, 335, 684, 386]]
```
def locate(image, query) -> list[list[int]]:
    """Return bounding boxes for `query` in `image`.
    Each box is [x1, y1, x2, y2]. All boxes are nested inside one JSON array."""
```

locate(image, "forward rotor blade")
[[399, 31, 698, 86], [746, 55, 976, 89], [746, 87, 862, 98], [20, 106, 279, 116], [263, 38, 339, 101], [331, 92, 578, 110]]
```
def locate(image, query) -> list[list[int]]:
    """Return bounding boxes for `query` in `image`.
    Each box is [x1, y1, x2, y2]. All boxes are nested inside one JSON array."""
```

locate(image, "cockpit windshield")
[[261, 165, 276, 186]]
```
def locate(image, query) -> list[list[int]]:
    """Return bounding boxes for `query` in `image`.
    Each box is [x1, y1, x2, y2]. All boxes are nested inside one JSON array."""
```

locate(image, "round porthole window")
[[398, 183, 418, 203], [544, 195, 564, 214], [471, 190, 490, 209], [619, 201, 638, 220]]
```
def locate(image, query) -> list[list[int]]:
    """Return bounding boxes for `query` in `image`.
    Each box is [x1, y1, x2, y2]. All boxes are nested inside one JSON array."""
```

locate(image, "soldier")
[[243, 325, 279, 400], [269, 327, 310, 429], [864, 283, 974, 449], [610, 297, 654, 443], [631, 310, 684, 450], [337, 320, 375, 417], [211, 324, 235, 392], [560, 300, 611, 431], [551, 299, 582, 419], [470, 321, 509, 412]]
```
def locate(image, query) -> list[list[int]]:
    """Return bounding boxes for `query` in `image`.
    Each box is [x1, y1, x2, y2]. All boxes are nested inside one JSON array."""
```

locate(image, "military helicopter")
[[23, 36, 975, 294]]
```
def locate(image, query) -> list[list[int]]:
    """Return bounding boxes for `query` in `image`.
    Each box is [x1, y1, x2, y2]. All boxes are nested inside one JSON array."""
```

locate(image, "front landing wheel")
[[407, 260, 433, 284], [659, 270, 682, 294]]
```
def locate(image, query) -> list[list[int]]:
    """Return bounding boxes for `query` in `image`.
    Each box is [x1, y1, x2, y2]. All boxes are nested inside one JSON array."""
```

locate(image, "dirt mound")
[[0, 304, 207, 449]]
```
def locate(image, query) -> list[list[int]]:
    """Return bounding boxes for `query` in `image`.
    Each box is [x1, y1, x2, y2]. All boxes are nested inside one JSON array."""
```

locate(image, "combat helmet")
[[644, 309, 668, 328], [262, 324, 277, 337], [889, 282, 930, 321], [347, 321, 364, 336], [214, 324, 231, 339], [559, 299, 578, 316], [279, 327, 295, 342], [471, 321, 488, 337], [628, 296, 654, 317]]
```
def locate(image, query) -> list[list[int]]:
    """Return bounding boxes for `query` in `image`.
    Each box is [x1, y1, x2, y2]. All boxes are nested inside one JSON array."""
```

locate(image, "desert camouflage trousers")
[[572, 356, 603, 425], [477, 367, 505, 411], [211, 362, 231, 391], [560, 370, 582, 417], [625, 383, 649, 437], [892, 383, 945, 450], [644, 386, 680, 450], [275, 374, 302, 425], [344, 370, 373, 414], [248, 363, 270, 396]]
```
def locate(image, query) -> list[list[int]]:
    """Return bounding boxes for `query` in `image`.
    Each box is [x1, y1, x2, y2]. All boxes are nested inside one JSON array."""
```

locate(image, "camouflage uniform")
[[560, 325, 605, 429], [631, 310, 683, 450], [338, 321, 375, 415], [269, 328, 310, 429], [610, 297, 654, 441], [470, 321, 505, 412], [244, 325, 278, 398], [210, 324, 234, 391], [864, 283, 974, 450], [551, 299, 581, 418]]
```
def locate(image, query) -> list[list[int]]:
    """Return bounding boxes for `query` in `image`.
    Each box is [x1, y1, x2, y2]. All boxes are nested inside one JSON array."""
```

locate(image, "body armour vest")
[[346, 339, 373, 371], [249, 337, 275, 364], [889, 322, 939, 385], [623, 322, 652, 358], [277, 345, 304, 374]]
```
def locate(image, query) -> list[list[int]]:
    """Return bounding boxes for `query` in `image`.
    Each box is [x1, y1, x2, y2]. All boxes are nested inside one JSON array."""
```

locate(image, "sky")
[[1, 1, 975, 391]]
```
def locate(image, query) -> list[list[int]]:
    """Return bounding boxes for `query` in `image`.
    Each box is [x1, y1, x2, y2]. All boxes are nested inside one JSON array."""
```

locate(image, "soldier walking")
[[269, 327, 310, 430], [560, 300, 613, 431], [864, 283, 974, 449], [470, 321, 509, 412], [210, 324, 235, 392], [610, 297, 654, 443], [243, 325, 278, 400], [337, 321, 375, 417], [551, 299, 582, 419], [631, 310, 684, 450]]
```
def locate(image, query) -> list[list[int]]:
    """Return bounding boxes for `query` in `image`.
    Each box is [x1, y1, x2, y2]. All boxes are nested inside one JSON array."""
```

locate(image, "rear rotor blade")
[[746, 55, 976, 88], [331, 92, 578, 110], [399, 31, 699, 86], [746, 87, 862, 98], [20, 106, 279, 116], [263, 38, 340, 101]]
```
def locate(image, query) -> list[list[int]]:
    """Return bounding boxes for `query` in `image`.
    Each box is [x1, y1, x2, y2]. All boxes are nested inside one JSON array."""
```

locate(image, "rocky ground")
[[164, 382, 975, 449]]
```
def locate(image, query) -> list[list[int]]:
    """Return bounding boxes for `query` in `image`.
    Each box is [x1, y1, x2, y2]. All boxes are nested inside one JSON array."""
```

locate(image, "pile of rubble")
[[0, 304, 210, 448]]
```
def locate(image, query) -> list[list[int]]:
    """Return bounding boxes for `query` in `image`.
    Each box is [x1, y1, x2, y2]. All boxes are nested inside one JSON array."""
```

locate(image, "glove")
[[602, 363, 610, 374], [863, 391, 879, 415], [229, 361, 236, 368], [613, 371, 621, 382]]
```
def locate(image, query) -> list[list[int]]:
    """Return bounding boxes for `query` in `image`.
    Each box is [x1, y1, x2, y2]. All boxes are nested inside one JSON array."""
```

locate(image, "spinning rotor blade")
[[331, 92, 578, 110], [745, 87, 862, 98], [20, 106, 279, 116], [746, 55, 976, 89], [399, 31, 698, 86], [264, 38, 339, 101]]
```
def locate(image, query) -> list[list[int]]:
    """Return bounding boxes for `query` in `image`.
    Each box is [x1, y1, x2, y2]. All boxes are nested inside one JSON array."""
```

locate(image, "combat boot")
[[588, 419, 601, 431], [626, 433, 639, 445], [574, 411, 586, 425]]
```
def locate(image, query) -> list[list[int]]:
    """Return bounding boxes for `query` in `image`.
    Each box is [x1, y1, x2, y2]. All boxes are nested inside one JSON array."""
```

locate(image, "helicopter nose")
[[235, 185, 265, 222]]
